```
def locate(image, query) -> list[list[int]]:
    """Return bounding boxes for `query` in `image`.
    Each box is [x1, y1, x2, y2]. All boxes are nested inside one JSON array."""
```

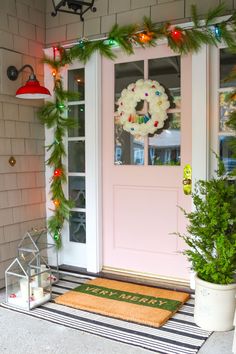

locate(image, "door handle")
[[183, 164, 192, 195]]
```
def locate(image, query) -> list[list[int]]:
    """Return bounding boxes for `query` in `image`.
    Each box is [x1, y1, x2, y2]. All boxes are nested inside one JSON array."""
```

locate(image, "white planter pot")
[[194, 275, 236, 331]]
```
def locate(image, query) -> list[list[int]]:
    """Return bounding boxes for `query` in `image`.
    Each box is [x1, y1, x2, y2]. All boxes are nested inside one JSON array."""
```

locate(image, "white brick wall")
[[0, 0, 46, 288]]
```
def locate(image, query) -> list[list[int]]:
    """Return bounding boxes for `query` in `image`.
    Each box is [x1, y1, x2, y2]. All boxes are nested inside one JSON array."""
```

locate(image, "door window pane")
[[68, 141, 85, 172], [68, 105, 85, 137], [114, 61, 144, 165], [69, 211, 86, 243], [148, 56, 181, 109], [115, 124, 144, 165], [69, 176, 85, 208], [220, 49, 236, 88], [148, 113, 181, 166], [219, 136, 236, 173], [115, 61, 144, 110], [68, 68, 85, 100]]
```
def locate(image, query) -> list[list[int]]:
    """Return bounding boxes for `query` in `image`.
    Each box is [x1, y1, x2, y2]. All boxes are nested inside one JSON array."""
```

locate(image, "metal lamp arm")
[[7, 64, 36, 81]]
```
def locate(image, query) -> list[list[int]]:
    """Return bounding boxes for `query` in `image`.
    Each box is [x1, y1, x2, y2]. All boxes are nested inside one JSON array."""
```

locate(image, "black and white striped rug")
[[1, 273, 212, 354]]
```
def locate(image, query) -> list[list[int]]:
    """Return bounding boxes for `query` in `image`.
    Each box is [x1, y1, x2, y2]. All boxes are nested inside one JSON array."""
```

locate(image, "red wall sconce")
[[7, 64, 51, 99]]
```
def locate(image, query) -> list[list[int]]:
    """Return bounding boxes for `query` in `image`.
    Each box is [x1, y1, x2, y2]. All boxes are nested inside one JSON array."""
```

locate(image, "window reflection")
[[115, 123, 144, 165], [148, 113, 181, 166], [68, 141, 85, 172], [68, 105, 85, 137], [69, 176, 85, 208], [115, 61, 144, 111], [219, 92, 236, 133], [68, 68, 85, 100], [219, 136, 236, 173], [220, 49, 236, 88], [69, 211, 86, 243], [148, 56, 181, 109]]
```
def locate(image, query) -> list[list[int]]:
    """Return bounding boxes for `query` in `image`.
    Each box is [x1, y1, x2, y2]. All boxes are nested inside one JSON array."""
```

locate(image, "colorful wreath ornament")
[[116, 79, 170, 136]]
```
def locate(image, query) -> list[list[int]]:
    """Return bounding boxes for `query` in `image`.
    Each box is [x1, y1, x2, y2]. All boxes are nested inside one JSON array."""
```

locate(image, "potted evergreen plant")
[[177, 155, 236, 331]]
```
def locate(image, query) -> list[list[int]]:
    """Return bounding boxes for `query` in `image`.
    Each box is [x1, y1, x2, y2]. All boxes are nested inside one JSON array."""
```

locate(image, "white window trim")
[[85, 52, 102, 273], [192, 45, 209, 186], [209, 43, 236, 176]]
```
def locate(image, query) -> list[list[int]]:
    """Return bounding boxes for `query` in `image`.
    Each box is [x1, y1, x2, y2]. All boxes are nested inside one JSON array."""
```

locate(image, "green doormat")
[[55, 278, 190, 327]]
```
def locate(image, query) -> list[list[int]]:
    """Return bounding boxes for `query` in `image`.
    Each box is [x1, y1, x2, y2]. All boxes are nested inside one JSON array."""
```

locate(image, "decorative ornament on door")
[[116, 79, 170, 136]]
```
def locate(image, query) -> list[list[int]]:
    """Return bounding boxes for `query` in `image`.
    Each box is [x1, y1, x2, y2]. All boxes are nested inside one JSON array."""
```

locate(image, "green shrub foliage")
[[177, 157, 236, 285]]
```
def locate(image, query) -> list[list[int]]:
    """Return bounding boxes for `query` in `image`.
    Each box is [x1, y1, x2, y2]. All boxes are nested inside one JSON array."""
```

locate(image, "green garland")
[[60, 3, 236, 63], [38, 60, 80, 248], [40, 4, 236, 248]]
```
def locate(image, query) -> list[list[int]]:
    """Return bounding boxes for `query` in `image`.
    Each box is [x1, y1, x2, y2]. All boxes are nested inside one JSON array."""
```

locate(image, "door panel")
[[102, 45, 192, 281]]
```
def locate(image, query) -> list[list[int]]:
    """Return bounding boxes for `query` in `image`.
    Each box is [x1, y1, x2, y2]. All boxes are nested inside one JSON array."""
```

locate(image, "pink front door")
[[102, 45, 192, 282]]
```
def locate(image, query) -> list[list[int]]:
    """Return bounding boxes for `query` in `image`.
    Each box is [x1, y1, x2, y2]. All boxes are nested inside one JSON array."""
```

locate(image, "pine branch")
[[109, 23, 137, 55], [56, 90, 80, 102], [98, 41, 117, 60], [191, 5, 200, 28], [205, 3, 226, 26], [220, 23, 236, 51], [43, 57, 62, 70], [75, 40, 114, 63], [142, 16, 158, 42]]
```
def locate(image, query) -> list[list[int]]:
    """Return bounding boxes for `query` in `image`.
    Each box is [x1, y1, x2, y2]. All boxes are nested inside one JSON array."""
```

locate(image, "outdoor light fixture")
[[51, 0, 96, 21], [7, 65, 51, 99]]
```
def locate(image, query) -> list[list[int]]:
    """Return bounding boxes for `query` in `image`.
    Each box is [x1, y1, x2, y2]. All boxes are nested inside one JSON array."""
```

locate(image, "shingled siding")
[[0, 0, 46, 289], [45, 0, 235, 46]]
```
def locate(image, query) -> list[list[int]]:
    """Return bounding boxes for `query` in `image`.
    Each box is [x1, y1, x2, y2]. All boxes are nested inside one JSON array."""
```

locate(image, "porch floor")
[[0, 289, 233, 354]]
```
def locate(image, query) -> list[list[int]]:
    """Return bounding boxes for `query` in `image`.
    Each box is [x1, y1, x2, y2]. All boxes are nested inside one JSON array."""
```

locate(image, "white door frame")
[[85, 52, 102, 272], [44, 49, 102, 272]]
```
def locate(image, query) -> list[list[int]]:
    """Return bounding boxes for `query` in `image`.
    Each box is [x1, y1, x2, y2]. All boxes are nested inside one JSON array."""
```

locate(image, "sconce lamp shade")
[[15, 78, 51, 99], [7, 65, 51, 100]]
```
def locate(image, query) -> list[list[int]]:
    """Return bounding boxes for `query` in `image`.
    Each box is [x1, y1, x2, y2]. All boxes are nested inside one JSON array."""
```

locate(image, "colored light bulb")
[[57, 102, 65, 109], [54, 231, 60, 241], [214, 25, 222, 40], [171, 28, 182, 41], [138, 33, 151, 43], [54, 168, 62, 177], [53, 199, 60, 208], [108, 38, 118, 46]]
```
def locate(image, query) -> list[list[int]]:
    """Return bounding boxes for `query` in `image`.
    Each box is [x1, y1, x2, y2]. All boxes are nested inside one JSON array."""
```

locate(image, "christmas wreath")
[[116, 79, 170, 136]]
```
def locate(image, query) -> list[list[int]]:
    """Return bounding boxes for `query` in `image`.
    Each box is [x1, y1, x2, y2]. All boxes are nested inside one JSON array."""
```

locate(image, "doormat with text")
[[55, 278, 190, 327]]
